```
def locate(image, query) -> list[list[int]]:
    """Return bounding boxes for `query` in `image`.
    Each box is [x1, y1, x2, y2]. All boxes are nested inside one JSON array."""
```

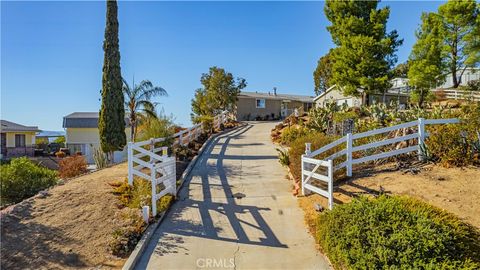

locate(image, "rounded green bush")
[[317, 195, 480, 269], [0, 157, 58, 206]]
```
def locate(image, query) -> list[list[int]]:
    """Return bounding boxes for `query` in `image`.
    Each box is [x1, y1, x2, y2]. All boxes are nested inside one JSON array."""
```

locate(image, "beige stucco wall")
[[236, 97, 308, 120], [236, 97, 281, 120], [66, 127, 131, 144], [65, 127, 131, 164], [315, 88, 362, 108], [5, 132, 35, 147]]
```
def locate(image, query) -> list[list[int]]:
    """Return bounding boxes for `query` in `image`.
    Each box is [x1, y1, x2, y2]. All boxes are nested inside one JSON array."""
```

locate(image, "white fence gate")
[[127, 111, 228, 216], [301, 117, 460, 210]]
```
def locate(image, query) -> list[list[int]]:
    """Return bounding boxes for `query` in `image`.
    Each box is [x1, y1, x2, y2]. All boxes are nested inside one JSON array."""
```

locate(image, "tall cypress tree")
[[99, 0, 126, 160]]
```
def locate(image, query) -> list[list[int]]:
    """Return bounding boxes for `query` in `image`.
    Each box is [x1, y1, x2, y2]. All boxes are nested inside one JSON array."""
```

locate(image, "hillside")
[[1, 163, 128, 269]]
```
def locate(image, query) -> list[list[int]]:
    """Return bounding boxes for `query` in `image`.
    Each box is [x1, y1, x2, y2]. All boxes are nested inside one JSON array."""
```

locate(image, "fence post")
[[150, 162, 157, 217], [346, 133, 352, 177], [301, 155, 305, 196], [149, 138, 157, 216], [171, 157, 177, 195], [418, 118, 425, 161], [305, 143, 311, 155], [127, 142, 133, 185], [328, 159, 334, 210], [178, 131, 183, 146]]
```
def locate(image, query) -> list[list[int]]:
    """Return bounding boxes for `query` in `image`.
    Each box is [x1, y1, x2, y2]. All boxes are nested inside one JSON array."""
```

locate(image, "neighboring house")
[[0, 120, 40, 159], [63, 112, 131, 164], [390, 77, 410, 93], [314, 83, 410, 109], [437, 67, 479, 89], [236, 90, 314, 120]]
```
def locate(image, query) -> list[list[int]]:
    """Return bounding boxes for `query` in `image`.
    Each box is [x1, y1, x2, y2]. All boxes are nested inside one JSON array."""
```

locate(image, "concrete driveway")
[[135, 122, 331, 269]]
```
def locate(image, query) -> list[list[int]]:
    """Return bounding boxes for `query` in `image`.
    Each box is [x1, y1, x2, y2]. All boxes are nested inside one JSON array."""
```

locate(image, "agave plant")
[[275, 148, 290, 167]]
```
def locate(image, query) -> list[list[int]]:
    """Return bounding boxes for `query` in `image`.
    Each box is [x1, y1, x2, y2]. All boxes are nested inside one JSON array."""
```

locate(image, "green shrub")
[[113, 178, 174, 214], [193, 115, 214, 133], [287, 132, 339, 182], [0, 157, 58, 206], [136, 115, 175, 143], [332, 111, 359, 123], [317, 195, 480, 270], [279, 126, 309, 146], [425, 104, 480, 167]]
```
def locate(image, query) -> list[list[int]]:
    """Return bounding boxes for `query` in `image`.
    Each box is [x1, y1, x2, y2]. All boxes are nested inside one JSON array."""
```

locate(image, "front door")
[[1, 133, 6, 158]]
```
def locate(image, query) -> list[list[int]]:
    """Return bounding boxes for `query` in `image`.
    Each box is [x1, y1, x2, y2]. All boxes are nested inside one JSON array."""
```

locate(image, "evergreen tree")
[[438, 0, 479, 88], [313, 50, 334, 96], [324, 0, 402, 99], [409, 1, 479, 90], [99, 0, 126, 160], [408, 13, 445, 106]]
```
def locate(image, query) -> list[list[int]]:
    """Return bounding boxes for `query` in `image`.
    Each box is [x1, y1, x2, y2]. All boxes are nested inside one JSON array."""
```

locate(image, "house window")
[[15, 134, 26, 147], [68, 144, 85, 155], [256, 99, 266, 108]]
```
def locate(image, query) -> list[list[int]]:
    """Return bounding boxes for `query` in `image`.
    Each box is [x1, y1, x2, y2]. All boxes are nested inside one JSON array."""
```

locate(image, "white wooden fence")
[[127, 111, 229, 216], [432, 89, 480, 102], [301, 117, 460, 210]]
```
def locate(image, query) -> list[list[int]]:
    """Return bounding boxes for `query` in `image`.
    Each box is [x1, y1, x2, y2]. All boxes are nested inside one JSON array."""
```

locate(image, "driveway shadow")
[[143, 124, 287, 259]]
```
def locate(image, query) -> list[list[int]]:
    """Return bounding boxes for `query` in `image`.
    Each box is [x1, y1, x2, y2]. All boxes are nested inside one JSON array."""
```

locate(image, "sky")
[[1, 1, 443, 131]]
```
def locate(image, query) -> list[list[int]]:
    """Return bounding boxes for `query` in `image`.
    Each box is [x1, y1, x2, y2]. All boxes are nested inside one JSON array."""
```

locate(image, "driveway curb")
[[122, 124, 245, 270]]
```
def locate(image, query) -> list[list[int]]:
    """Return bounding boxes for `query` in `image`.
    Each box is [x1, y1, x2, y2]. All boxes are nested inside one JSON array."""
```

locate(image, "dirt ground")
[[298, 162, 480, 233], [1, 163, 129, 270]]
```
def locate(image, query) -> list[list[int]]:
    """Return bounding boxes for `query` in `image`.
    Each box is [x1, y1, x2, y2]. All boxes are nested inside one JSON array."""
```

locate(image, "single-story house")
[[236, 90, 314, 121], [437, 67, 479, 89], [63, 112, 131, 164], [1, 120, 40, 159], [314, 84, 410, 109]]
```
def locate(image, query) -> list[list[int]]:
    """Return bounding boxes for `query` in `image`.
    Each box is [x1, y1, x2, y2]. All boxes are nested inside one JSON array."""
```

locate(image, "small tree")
[[123, 78, 167, 141], [191, 66, 246, 122], [99, 0, 126, 162]]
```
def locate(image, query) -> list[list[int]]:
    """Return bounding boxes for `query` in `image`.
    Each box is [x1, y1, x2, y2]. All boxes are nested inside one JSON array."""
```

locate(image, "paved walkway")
[[136, 122, 331, 269]]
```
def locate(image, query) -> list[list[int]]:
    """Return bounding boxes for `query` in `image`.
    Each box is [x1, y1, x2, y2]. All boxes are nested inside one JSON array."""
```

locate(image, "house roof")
[[238, 91, 314, 103], [0, 120, 40, 133], [63, 112, 130, 128]]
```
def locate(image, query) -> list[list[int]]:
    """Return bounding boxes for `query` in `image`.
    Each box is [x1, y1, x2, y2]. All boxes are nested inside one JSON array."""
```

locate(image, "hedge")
[[316, 195, 480, 269]]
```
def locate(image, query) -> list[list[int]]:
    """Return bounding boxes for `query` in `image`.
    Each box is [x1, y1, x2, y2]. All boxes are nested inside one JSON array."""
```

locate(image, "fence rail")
[[432, 89, 480, 102], [127, 110, 229, 216], [301, 117, 459, 209]]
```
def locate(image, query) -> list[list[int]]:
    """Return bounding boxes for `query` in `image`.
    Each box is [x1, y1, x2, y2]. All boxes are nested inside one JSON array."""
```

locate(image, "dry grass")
[[1, 163, 129, 269]]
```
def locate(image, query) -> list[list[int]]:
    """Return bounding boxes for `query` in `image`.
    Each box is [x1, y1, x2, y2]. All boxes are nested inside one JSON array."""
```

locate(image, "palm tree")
[[123, 77, 167, 141]]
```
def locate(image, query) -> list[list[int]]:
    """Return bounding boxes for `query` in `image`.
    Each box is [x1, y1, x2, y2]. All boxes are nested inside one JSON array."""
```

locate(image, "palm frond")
[[137, 86, 168, 101]]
